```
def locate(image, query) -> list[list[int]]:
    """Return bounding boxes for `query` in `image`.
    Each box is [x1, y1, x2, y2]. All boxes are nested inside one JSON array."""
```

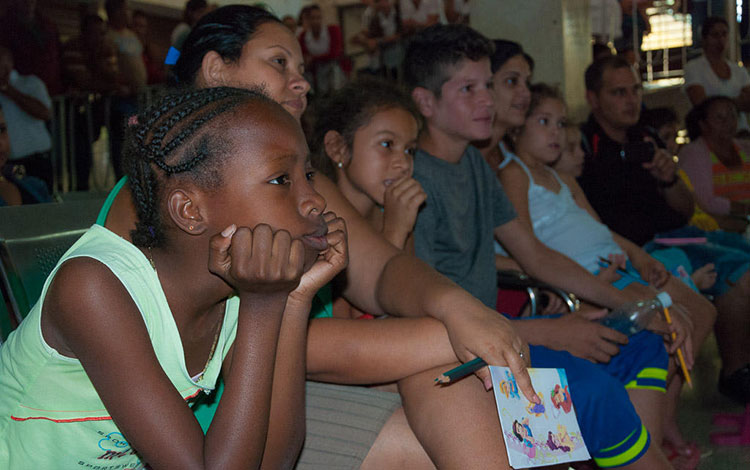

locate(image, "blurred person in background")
[[0, 46, 53, 192], [106, 0, 146, 179], [0, 104, 51, 206], [132, 10, 166, 85], [171, 0, 208, 50], [684, 16, 750, 136], [399, 0, 441, 36], [299, 4, 345, 96], [281, 14, 297, 32], [0, 0, 63, 96], [352, 0, 403, 80], [444, 0, 470, 25], [62, 14, 120, 191]]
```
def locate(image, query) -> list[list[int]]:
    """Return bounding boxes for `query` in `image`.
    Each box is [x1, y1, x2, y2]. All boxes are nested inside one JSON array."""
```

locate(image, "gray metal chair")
[[0, 198, 104, 342], [497, 270, 580, 317]]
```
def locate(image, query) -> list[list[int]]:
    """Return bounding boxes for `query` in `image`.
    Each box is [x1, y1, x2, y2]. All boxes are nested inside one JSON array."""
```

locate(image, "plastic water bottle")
[[600, 292, 672, 336]]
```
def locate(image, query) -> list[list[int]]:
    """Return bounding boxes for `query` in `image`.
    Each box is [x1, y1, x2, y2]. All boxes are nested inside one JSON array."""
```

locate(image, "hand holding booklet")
[[489, 366, 591, 468]]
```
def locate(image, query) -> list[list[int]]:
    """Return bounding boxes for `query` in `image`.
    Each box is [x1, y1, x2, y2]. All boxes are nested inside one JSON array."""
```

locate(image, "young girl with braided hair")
[[0, 86, 348, 469]]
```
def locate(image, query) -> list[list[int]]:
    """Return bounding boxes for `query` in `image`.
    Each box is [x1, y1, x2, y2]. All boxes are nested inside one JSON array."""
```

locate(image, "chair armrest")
[[497, 270, 579, 316]]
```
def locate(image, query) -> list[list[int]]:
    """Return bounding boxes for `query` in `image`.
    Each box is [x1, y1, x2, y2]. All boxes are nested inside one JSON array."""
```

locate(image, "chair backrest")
[[0, 199, 104, 339], [0, 294, 13, 344]]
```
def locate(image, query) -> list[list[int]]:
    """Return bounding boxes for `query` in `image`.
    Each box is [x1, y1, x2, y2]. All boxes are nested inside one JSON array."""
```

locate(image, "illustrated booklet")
[[489, 366, 591, 468]]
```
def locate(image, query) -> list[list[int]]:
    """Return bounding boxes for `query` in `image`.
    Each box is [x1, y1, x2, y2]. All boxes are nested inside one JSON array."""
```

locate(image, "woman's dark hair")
[[490, 39, 534, 74], [124, 86, 272, 248], [702, 16, 729, 38], [310, 78, 421, 180], [685, 95, 736, 140], [504, 83, 563, 151], [172, 5, 281, 85]]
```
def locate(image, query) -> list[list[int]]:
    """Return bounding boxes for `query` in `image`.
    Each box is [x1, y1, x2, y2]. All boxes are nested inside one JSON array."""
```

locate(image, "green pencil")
[[435, 357, 487, 384]]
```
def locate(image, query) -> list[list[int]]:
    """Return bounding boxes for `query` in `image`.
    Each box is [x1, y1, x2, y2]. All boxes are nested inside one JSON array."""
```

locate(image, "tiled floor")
[[675, 335, 750, 468]]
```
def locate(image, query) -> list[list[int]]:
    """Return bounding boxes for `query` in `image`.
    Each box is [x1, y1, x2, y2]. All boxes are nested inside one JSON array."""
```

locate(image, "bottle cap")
[[656, 291, 672, 308]]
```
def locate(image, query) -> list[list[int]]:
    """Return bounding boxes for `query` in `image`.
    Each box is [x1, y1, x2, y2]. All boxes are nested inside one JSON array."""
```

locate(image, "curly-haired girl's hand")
[[382, 177, 426, 248]]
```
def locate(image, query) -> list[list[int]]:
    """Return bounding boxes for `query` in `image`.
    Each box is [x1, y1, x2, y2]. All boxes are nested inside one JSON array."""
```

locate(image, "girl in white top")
[[500, 84, 658, 281], [502, 84, 718, 468]]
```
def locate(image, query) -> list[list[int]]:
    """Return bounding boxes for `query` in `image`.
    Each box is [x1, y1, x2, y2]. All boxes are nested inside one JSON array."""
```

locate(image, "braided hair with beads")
[[123, 86, 271, 248]]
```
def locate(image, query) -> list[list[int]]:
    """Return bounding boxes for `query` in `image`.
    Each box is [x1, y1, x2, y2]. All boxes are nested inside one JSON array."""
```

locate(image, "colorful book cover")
[[489, 366, 591, 468]]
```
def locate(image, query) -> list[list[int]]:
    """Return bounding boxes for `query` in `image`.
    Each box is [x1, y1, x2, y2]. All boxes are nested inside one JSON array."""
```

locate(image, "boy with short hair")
[[403, 24, 674, 469]]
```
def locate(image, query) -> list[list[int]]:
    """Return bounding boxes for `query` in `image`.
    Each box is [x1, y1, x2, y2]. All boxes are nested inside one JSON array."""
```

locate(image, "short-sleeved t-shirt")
[[412, 145, 517, 308], [684, 55, 750, 130], [361, 5, 402, 69]]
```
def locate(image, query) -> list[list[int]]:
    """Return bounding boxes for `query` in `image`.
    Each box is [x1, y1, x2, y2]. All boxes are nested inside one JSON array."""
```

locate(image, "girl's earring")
[[188, 225, 194, 231], [336, 161, 344, 168]]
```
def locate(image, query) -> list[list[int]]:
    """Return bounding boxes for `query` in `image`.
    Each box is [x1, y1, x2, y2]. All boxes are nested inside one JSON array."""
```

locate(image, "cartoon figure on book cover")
[[513, 418, 536, 459], [546, 424, 574, 453], [550, 383, 572, 415], [547, 431, 570, 452], [557, 424, 574, 449], [505, 369, 519, 399], [497, 369, 520, 399], [526, 392, 546, 417]]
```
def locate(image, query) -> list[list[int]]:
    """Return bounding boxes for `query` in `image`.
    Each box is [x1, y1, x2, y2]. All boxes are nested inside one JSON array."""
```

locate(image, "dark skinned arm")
[[42, 225, 308, 470]]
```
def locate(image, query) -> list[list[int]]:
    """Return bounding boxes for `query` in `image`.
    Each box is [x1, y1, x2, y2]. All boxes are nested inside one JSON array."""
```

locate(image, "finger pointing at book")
[[440, 302, 537, 403]]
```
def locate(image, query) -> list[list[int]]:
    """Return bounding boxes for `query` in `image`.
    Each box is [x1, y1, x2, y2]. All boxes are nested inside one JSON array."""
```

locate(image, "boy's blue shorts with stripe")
[[529, 330, 668, 468]]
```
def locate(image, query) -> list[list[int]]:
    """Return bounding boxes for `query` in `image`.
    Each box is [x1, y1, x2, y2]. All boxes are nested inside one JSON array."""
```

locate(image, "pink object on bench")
[[653, 237, 708, 246], [710, 404, 750, 446]]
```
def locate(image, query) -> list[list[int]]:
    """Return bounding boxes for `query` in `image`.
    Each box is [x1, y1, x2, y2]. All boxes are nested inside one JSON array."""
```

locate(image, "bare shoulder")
[[314, 173, 390, 252], [498, 160, 529, 191], [314, 174, 358, 217], [42, 256, 146, 358], [498, 159, 525, 178]]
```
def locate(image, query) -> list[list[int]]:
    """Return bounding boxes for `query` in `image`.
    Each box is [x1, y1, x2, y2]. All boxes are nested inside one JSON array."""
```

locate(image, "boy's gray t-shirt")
[[412, 145, 517, 308]]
